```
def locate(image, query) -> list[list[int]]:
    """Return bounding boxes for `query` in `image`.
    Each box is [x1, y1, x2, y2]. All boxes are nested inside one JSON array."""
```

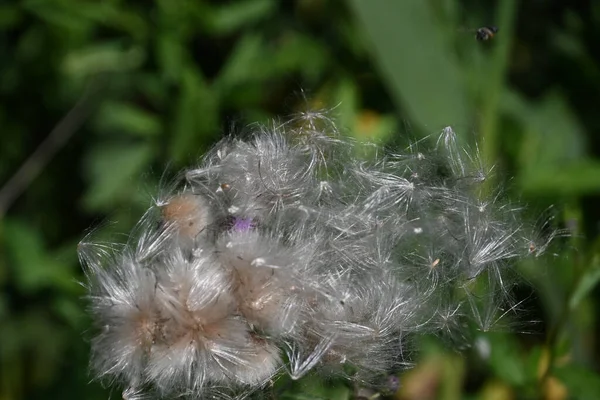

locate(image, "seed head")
[[80, 113, 561, 399]]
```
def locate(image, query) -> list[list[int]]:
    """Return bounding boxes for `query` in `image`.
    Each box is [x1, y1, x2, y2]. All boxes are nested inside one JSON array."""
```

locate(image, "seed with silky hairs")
[[161, 193, 211, 240]]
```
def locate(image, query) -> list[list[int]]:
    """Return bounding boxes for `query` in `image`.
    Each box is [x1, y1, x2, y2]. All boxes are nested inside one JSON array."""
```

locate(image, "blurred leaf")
[[569, 254, 600, 310], [24, 0, 146, 38], [16, 25, 48, 62], [554, 365, 600, 400], [94, 101, 162, 137], [83, 142, 155, 211], [210, 0, 276, 35], [519, 160, 600, 195], [156, 0, 208, 35], [399, 353, 444, 400], [157, 34, 187, 83], [0, 293, 7, 320], [485, 333, 527, 386], [554, 31, 585, 59], [23, 0, 91, 33], [278, 375, 351, 400], [214, 33, 266, 92], [218, 32, 330, 108], [350, 0, 469, 132], [478, 381, 514, 400], [52, 297, 85, 329], [330, 78, 359, 131], [170, 68, 219, 164], [355, 111, 398, 142], [0, 5, 22, 29], [439, 354, 465, 400], [24, 311, 68, 386], [511, 91, 585, 169], [2, 220, 75, 293], [75, 3, 148, 40], [63, 43, 145, 78], [135, 74, 169, 109], [270, 33, 330, 80]]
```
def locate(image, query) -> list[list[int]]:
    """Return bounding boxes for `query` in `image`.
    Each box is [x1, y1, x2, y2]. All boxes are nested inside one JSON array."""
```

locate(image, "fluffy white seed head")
[[79, 113, 561, 398], [160, 192, 212, 251]]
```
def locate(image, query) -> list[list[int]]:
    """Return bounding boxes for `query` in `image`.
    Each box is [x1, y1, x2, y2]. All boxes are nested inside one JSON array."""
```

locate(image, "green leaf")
[[75, 3, 148, 40], [2, 220, 75, 293], [269, 33, 329, 81], [519, 160, 600, 195], [210, 0, 276, 35], [513, 91, 586, 169], [23, 0, 91, 32], [0, 5, 22, 29], [170, 68, 219, 164], [63, 43, 145, 78], [157, 34, 187, 83], [485, 333, 527, 386], [52, 297, 85, 329], [214, 33, 266, 92], [554, 364, 600, 400], [94, 101, 162, 137], [278, 374, 351, 400], [349, 0, 469, 132], [83, 142, 155, 211], [331, 78, 359, 132], [0, 293, 8, 320], [569, 254, 600, 310]]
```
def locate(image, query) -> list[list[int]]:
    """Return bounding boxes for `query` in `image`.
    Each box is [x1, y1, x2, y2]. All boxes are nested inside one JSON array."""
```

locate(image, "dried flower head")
[[79, 110, 558, 399]]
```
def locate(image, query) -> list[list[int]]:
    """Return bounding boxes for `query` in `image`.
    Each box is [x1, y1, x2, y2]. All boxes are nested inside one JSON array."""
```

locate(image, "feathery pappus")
[[79, 109, 561, 399]]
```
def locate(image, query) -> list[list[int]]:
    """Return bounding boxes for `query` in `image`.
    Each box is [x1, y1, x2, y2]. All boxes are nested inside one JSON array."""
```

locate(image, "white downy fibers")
[[79, 112, 558, 399]]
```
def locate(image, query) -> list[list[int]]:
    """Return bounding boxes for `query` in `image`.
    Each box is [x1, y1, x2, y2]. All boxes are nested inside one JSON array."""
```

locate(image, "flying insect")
[[458, 25, 499, 41], [475, 26, 498, 41]]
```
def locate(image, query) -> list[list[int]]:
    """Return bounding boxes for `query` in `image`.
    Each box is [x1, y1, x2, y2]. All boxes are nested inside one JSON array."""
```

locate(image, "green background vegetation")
[[1, 1, 600, 399]]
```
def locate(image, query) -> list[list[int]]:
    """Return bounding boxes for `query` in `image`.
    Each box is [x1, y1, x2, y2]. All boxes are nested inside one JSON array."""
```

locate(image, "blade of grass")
[[349, 0, 468, 134]]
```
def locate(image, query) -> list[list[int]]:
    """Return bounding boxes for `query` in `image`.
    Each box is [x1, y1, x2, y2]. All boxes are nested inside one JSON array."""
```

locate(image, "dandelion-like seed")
[[79, 112, 559, 399]]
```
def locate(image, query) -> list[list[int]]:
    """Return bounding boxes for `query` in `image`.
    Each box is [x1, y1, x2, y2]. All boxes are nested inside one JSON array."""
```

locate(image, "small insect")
[[458, 25, 499, 41], [475, 26, 498, 41]]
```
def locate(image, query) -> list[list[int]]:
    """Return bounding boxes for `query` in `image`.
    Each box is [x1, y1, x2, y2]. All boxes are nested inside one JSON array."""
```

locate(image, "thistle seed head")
[[79, 113, 561, 399]]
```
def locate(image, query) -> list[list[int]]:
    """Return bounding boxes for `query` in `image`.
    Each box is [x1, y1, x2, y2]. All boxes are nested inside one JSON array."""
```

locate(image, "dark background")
[[1, 1, 600, 399]]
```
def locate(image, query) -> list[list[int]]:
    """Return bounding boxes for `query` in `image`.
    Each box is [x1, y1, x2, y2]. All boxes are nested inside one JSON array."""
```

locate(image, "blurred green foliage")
[[1, 0, 600, 399]]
